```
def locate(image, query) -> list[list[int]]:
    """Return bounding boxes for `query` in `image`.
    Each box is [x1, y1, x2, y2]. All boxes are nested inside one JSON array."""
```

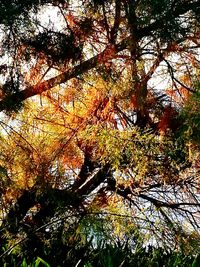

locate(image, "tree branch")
[[0, 37, 130, 112]]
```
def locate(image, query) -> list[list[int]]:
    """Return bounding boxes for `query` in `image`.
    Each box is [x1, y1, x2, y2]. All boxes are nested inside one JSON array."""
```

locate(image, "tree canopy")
[[0, 0, 200, 265]]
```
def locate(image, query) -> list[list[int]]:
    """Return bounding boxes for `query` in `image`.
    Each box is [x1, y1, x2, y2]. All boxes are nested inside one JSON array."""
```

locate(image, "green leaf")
[[192, 254, 200, 267], [34, 257, 50, 267], [21, 258, 28, 267]]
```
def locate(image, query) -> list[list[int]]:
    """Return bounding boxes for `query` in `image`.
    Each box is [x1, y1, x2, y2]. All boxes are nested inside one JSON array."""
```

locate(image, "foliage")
[[0, 0, 199, 265], [179, 83, 200, 144], [2, 242, 200, 267]]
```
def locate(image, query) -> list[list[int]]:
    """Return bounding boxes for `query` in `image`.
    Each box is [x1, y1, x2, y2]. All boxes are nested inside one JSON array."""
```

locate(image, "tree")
[[0, 0, 199, 265]]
